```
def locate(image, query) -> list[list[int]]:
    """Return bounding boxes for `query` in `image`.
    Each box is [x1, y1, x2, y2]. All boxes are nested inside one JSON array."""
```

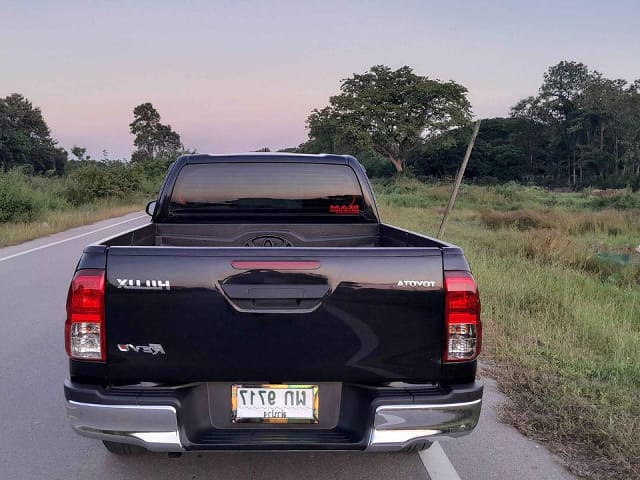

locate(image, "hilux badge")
[[116, 278, 170, 290]]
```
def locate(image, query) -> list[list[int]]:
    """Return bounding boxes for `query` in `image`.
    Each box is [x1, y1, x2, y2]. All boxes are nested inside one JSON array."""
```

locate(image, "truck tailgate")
[[104, 247, 444, 384]]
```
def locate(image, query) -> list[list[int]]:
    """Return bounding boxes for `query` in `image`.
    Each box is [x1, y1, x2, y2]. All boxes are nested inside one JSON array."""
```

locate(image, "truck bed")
[[101, 222, 451, 249]]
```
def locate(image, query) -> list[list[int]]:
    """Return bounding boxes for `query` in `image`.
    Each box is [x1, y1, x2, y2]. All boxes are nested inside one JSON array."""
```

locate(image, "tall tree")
[[0, 93, 67, 174], [305, 65, 471, 172], [510, 97, 548, 174], [539, 61, 590, 184], [539, 61, 590, 121], [619, 81, 640, 177], [129, 103, 183, 162]]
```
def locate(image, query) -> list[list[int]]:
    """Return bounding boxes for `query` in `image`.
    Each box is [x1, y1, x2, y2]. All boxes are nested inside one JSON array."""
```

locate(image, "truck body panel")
[[104, 246, 444, 384], [64, 153, 482, 453]]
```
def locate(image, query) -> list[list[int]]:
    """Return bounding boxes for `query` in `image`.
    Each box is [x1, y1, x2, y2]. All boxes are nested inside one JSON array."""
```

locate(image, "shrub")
[[0, 159, 168, 226], [493, 181, 524, 201], [481, 208, 640, 237], [64, 162, 145, 206], [359, 155, 396, 178], [481, 209, 554, 230], [520, 228, 582, 265], [0, 170, 44, 222], [129, 159, 169, 196], [584, 189, 640, 210]]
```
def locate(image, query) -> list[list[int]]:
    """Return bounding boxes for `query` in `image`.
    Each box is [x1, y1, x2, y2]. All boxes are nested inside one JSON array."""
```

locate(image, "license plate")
[[231, 384, 319, 423]]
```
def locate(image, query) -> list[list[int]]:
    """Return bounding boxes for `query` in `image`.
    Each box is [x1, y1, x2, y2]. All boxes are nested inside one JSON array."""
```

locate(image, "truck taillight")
[[444, 271, 481, 362], [65, 269, 105, 361]]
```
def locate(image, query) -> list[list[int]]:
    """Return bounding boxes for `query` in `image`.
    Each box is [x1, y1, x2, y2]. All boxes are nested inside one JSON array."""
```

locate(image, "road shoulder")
[[0, 211, 147, 263], [441, 376, 575, 480]]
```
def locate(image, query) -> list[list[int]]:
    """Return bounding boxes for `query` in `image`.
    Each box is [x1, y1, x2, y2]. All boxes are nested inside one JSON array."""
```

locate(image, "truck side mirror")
[[145, 200, 157, 217]]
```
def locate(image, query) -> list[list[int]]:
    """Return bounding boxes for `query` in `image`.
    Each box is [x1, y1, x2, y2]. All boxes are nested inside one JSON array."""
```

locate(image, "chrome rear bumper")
[[66, 381, 482, 452], [366, 399, 482, 451], [66, 401, 184, 452]]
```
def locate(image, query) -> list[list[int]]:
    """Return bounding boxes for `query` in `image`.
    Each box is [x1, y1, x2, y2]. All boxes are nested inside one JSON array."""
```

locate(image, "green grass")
[[374, 179, 640, 479]]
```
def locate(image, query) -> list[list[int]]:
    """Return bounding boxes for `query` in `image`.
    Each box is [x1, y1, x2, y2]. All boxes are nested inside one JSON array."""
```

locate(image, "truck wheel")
[[403, 441, 432, 453], [102, 441, 147, 455]]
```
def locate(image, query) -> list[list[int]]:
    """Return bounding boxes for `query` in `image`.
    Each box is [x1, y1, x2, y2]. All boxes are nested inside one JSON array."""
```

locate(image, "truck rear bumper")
[[66, 401, 184, 452], [65, 380, 482, 452], [367, 399, 482, 451]]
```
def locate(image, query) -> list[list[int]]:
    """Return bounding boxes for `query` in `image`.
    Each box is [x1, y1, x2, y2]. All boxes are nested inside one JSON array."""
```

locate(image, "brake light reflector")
[[65, 269, 105, 361], [444, 271, 481, 362], [231, 261, 321, 270]]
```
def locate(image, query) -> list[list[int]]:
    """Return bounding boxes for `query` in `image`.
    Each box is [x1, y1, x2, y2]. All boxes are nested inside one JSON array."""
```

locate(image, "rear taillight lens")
[[65, 269, 105, 361], [444, 270, 481, 362]]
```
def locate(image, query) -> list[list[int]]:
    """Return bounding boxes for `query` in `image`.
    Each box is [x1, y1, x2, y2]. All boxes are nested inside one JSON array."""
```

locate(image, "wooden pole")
[[437, 120, 481, 239]]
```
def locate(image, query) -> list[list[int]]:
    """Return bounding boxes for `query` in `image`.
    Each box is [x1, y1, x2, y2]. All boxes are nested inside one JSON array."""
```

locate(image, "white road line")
[[0, 214, 148, 263], [419, 442, 462, 480]]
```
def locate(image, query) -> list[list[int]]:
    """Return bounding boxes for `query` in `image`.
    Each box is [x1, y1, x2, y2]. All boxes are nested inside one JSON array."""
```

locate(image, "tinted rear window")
[[168, 162, 374, 222]]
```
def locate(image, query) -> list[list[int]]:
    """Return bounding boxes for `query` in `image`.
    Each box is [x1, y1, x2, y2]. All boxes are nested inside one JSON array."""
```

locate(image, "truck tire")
[[402, 441, 432, 453], [102, 441, 147, 455]]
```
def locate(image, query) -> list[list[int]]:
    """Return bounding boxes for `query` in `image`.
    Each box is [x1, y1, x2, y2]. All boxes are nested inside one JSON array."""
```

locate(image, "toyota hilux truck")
[[64, 153, 483, 455]]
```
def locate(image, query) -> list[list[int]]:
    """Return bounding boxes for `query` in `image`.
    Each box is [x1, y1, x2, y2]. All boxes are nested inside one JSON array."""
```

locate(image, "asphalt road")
[[0, 212, 575, 480]]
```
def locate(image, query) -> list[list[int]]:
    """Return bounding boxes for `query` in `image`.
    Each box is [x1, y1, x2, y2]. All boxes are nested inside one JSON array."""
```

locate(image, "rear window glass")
[[168, 162, 373, 222]]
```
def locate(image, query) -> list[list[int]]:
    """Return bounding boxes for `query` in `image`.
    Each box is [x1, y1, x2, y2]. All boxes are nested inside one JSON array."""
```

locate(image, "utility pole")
[[437, 120, 481, 239]]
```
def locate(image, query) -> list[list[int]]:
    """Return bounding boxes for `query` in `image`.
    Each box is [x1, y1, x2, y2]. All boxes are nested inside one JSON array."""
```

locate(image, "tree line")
[[2, 60, 639, 188], [298, 61, 640, 188], [0, 97, 186, 174]]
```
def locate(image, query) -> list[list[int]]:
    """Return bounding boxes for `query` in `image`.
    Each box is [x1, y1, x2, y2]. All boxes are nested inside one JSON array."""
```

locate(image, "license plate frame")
[[231, 384, 319, 424]]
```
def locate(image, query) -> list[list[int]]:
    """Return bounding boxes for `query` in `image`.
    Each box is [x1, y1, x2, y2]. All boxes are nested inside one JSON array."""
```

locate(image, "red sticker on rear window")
[[329, 204, 360, 214]]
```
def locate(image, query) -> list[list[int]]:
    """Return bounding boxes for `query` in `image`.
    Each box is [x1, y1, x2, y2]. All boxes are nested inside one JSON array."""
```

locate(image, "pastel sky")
[[1, 0, 639, 159]]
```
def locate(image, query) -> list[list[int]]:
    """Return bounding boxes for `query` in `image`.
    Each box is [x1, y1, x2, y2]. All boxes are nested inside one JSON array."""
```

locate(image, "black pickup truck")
[[64, 153, 482, 454]]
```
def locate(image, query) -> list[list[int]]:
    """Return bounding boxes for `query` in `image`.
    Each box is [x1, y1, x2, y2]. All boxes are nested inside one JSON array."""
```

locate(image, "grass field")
[[374, 178, 640, 479]]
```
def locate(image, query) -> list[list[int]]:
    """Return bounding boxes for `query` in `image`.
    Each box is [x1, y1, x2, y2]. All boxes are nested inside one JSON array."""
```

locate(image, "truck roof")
[[178, 152, 358, 166]]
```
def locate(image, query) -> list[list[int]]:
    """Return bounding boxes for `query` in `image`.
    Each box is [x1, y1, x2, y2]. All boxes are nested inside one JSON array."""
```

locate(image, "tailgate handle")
[[222, 284, 329, 299], [221, 284, 330, 311]]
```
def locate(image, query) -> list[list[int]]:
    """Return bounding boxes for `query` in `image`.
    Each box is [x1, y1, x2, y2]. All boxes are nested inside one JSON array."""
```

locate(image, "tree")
[[129, 103, 183, 162], [539, 61, 590, 121], [0, 93, 67, 174], [71, 145, 90, 162], [408, 118, 529, 181], [538, 62, 591, 184], [507, 61, 640, 187], [301, 107, 362, 154], [510, 98, 548, 175], [619, 81, 640, 178], [305, 65, 472, 172]]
